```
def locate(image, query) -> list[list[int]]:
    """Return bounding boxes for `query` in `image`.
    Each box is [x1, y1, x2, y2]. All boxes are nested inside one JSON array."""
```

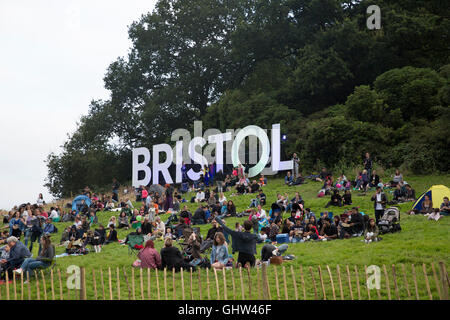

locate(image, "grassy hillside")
[[1, 174, 449, 300]]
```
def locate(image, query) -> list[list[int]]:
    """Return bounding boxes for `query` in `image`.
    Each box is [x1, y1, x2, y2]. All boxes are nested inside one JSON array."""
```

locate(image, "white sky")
[[0, 0, 156, 210]]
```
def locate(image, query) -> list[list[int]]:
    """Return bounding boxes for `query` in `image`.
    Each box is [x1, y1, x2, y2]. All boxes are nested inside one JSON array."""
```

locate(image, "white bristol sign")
[[132, 122, 292, 187]]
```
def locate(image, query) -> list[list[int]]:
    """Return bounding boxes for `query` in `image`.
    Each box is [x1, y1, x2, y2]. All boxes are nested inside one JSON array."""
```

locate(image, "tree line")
[[45, 0, 450, 198]]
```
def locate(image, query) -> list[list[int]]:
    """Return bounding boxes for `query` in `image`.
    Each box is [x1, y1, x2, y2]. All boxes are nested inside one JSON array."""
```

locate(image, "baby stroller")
[[378, 207, 401, 234]]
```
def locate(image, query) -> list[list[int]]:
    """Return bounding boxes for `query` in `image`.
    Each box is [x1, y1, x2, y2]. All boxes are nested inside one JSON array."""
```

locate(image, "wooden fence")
[[1, 262, 448, 300]]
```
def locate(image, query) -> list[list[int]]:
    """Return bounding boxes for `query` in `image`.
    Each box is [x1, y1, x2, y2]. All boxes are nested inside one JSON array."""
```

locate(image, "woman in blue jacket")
[[210, 232, 229, 269]]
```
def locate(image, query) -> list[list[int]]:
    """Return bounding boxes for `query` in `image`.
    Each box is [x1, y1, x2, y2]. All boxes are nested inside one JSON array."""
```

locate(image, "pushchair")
[[378, 207, 401, 234]]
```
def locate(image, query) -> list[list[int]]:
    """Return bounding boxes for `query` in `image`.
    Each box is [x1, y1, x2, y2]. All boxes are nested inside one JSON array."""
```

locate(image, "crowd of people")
[[1, 152, 448, 281]]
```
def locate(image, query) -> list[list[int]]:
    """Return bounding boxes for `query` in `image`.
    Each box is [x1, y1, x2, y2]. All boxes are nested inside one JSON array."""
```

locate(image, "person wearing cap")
[[0, 236, 31, 280]]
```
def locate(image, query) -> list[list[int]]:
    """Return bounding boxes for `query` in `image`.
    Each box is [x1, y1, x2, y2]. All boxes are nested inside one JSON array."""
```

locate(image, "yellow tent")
[[412, 185, 450, 210]]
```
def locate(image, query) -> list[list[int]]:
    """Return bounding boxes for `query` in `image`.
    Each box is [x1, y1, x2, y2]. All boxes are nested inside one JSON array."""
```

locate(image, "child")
[[235, 222, 244, 232], [258, 229, 267, 243]]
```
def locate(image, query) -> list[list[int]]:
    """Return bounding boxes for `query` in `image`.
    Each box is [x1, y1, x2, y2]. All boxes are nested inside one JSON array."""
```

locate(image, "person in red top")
[[141, 187, 148, 203], [39, 208, 48, 219], [137, 240, 162, 269]]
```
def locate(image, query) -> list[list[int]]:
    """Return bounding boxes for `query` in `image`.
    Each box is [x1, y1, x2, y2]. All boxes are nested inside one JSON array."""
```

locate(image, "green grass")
[[1, 174, 449, 300]]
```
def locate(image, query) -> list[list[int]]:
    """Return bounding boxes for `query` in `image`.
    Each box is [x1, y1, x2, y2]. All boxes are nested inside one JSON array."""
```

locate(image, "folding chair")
[[127, 234, 144, 256]]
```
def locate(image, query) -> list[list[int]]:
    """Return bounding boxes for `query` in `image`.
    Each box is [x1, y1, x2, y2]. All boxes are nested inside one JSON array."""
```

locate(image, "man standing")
[[112, 178, 120, 202], [363, 152, 373, 178], [215, 217, 258, 267], [215, 169, 224, 194], [292, 153, 300, 177], [371, 186, 387, 224]]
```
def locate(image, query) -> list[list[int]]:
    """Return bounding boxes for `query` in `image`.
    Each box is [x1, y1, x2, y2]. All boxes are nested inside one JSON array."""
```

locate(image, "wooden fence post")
[[50, 269, 55, 300], [5, 270, 10, 300], [431, 262, 442, 300], [213, 267, 220, 300], [346, 265, 353, 300], [326, 265, 336, 300], [422, 263, 433, 300], [411, 264, 419, 300], [163, 268, 168, 300], [172, 268, 176, 300], [198, 268, 202, 300], [247, 266, 252, 299], [438, 262, 449, 300], [230, 268, 236, 300], [132, 267, 136, 300], [100, 268, 105, 300], [273, 266, 280, 300], [116, 267, 121, 300], [257, 266, 261, 300], [20, 272, 24, 300], [401, 264, 411, 299], [108, 267, 113, 300], [122, 267, 132, 300], [261, 263, 269, 300], [206, 268, 211, 300], [34, 271, 40, 300], [13, 270, 17, 300], [92, 269, 97, 300], [364, 265, 370, 300], [57, 269, 62, 300], [239, 266, 246, 300], [40, 270, 47, 300], [382, 265, 391, 300], [392, 265, 400, 300], [190, 268, 194, 299], [155, 268, 160, 300], [291, 265, 298, 300], [181, 268, 185, 300], [223, 268, 227, 300], [282, 266, 288, 300], [309, 266, 318, 300], [300, 265, 306, 300], [318, 265, 326, 300], [79, 267, 86, 300], [336, 265, 344, 300], [147, 268, 151, 300], [354, 266, 361, 300]]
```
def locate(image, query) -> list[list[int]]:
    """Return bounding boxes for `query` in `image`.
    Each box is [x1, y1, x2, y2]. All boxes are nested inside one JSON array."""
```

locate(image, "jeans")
[[21, 258, 48, 279], [216, 181, 223, 193], [24, 229, 31, 246], [189, 258, 202, 267]]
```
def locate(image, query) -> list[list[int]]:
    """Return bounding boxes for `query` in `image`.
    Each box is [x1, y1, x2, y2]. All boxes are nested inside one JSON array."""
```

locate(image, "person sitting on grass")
[[104, 225, 118, 244], [341, 189, 352, 206], [153, 216, 165, 238], [440, 197, 450, 216], [319, 218, 338, 241], [210, 232, 229, 269], [137, 240, 161, 269], [215, 217, 258, 268], [268, 221, 280, 242], [258, 190, 267, 206], [393, 184, 406, 202], [200, 220, 223, 253], [404, 184, 416, 201], [192, 205, 207, 225], [187, 232, 203, 267], [420, 195, 433, 214], [14, 235, 54, 281], [303, 223, 319, 241], [0, 236, 31, 280], [160, 237, 193, 272], [325, 189, 342, 208], [363, 218, 380, 243]]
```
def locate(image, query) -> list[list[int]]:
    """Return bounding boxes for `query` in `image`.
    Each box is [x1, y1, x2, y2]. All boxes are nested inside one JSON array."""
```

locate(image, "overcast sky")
[[0, 0, 156, 210]]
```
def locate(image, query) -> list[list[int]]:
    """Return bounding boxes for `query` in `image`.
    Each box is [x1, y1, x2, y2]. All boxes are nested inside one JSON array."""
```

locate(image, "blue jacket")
[[7, 241, 31, 266], [210, 244, 229, 265]]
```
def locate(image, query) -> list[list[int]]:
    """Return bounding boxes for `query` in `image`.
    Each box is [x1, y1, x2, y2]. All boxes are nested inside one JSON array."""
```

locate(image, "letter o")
[[231, 125, 270, 177]]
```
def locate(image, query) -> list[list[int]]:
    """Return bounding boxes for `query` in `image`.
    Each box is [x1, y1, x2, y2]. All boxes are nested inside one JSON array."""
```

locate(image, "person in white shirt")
[[218, 193, 227, 205], [154, 216, 165, 237], [257, 205, 266, 220], [49, 207, 59, 220], [36, 193, 44, 206], [195, 191, 205, 203]]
